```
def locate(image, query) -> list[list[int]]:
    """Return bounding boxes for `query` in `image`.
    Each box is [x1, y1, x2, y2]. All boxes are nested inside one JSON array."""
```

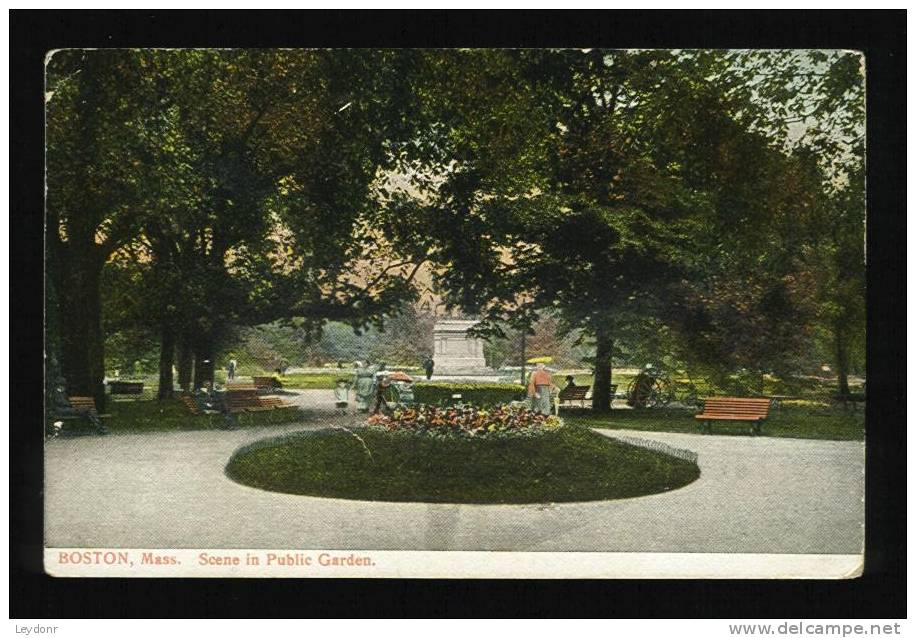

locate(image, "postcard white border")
[[45, 548, 863, 579]]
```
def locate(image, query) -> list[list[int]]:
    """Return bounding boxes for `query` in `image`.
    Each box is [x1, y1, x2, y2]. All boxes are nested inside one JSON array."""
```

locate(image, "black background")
[[10, 10, 906, 619]]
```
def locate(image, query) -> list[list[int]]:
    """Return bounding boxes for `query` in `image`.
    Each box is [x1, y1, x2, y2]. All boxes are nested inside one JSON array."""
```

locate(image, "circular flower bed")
[[367, 404, 562, 439], [225, 426, 701, 504]]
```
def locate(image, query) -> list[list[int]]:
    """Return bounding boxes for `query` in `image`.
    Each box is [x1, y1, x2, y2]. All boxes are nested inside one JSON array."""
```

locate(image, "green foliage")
[[412, 382, 525, 407], [50, 398, 302, 435], [227, 302, 436, 372], [225, 427, 700, 504], [46, 48, 865, 401], [276, 373, 343, 390], [391, 49, 864, 394], [482, 313, 592, 369], [103, 327, 161, 377], [566, 404, 864, 441], [48, 49, 435, 392]]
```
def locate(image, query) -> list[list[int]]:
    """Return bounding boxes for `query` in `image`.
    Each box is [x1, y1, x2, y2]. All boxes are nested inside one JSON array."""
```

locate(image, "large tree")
[[727, 50, 866, 394], [46, 50, 157, 408], [392, 49, 828, 409], [50, 49, 429, 401]]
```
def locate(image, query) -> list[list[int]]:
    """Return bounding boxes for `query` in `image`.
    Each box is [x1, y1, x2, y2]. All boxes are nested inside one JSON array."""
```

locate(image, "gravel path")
[[44, 401, 864, 554]]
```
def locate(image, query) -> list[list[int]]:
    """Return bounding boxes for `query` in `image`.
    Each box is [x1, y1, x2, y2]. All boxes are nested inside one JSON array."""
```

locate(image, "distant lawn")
[[278, 373, 347, 390], [78, 398, 303, 434], [564, 404, 864, 441], [226, 426, 700, 504]]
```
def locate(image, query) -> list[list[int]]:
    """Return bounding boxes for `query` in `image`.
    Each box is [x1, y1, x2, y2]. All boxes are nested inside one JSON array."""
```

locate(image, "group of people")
[[224, 353, 562, 416], [351, 361, 388, 414], [347, 357, 436, 413], [343, 357, 562, 416]]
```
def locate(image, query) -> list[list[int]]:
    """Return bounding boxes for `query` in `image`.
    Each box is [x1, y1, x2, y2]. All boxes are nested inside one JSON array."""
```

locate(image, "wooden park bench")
[[66, 396, 106, 417], [695, 397, 771, 435], [252, 376, 283, 391], [557, 384, 617, 409], [225, 388, 262, 413], [558, 385, 590, 408], [55, 396, 110, 434], [226, 383, 258, 393], [179, 394, 202, 415], [254, 395, 294, 411], [225, 388, 294, 413], [179, 393, 224, 415], [109, 381, 144, 396]]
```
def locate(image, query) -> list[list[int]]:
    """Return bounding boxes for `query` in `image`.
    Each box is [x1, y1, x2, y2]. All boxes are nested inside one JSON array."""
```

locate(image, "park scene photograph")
[[43, 47, 865, 578]]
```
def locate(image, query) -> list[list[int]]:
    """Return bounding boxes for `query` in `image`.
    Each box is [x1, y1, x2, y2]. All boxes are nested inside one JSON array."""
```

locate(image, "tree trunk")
[[193, 350, 206, 390], [519, 331, 527, 387], [835, 323, 851, 397], [177, 333, 193, 392], [58, 256, 107, 411], [193, 335, 215, 390], [157, 325, 176, 400], [592, 323, 613, 412]]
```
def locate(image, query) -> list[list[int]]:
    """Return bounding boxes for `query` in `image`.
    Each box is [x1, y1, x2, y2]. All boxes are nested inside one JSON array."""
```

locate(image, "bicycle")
[[626, 368, 674, 408], [627, 367, 700, 408]]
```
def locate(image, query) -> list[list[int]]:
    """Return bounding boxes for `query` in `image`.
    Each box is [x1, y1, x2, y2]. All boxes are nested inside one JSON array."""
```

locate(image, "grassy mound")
[[225, 427, 700, 504]]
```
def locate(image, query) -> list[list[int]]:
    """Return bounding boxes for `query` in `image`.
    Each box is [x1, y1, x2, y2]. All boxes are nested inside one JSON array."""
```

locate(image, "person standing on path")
[[423, 355, 435, 380], [227, 358, 237, 382], [527, 363, 556, 415], [371, 373, 392, 415], [353, 361, 376, 412]]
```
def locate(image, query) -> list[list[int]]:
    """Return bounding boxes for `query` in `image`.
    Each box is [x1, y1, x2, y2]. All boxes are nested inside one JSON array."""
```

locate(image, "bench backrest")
[[68, 396, 97, 413], [226, 389, 262, 407], [559, 385, 590, 400], [700, 397, 770, 418], [179, 395, 201, 414], [110, 381, 144, 394]]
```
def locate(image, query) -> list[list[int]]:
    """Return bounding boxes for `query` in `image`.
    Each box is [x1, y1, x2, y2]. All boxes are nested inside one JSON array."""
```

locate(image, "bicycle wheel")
[[649, 378, 673, 407]]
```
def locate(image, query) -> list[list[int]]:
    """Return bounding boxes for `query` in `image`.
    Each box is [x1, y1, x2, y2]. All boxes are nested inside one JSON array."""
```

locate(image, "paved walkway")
[[45, 411, 864, 554]]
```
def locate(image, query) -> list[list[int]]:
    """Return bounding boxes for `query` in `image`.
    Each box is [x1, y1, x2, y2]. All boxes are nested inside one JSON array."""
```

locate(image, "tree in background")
[[726, 50, 866, 395], [234, 302, 437, 371], [482, 313, 590, 371], [49, 49, 865, 407], [391, 49, 833, 410], [50, 49, 430, 400]]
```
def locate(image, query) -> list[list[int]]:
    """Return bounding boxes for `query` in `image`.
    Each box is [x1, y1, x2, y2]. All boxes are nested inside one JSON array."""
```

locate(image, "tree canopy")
[[45, 48, 865, 407]]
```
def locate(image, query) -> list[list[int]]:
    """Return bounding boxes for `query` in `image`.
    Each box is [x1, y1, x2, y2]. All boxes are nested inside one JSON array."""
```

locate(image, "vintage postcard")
[[43, 47, 865, 578]]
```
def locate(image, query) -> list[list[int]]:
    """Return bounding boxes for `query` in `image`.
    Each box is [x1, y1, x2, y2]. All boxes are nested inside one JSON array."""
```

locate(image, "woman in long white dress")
[[352, 361, 377, 412]]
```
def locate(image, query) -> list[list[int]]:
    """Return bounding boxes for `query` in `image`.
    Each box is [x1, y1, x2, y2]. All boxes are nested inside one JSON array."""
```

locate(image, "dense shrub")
[[412, 382, 525, 407]]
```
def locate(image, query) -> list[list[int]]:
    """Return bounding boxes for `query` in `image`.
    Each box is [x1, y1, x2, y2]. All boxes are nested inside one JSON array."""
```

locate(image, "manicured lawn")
[[564, 404, 865, 441], [277, 373, 347, 390], [225, 426, 700, 504], [90, 398, 303, 434]]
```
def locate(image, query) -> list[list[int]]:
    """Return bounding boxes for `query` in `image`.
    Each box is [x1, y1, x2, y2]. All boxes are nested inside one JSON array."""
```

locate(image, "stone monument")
[[431, 319, 488, 375]]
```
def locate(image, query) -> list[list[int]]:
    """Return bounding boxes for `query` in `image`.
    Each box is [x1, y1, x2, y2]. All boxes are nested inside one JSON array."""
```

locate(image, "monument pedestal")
[[432, 319, 488, 374]]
